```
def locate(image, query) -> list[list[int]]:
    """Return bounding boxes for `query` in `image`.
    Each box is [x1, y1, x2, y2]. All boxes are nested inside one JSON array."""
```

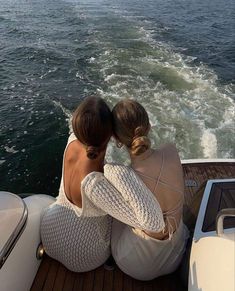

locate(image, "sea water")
[[0, 0, 234, 194]]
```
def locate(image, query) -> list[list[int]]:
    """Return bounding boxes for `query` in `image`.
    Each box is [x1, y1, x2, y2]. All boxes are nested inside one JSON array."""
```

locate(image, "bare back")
[[63, 139, 104, 208], [131, 144, 184, 239]]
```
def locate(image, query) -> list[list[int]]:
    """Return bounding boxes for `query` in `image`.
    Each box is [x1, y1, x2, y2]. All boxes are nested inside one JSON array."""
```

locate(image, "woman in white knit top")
[[40, 96, 164, 272]]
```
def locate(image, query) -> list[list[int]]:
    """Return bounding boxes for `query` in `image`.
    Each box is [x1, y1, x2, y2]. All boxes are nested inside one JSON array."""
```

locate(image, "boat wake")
[[70, 7, 234, 160]]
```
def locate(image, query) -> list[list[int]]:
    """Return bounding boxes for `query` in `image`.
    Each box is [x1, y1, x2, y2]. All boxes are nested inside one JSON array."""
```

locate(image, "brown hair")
[[112, 99, 151, 156], [72, 96, 112, 159]]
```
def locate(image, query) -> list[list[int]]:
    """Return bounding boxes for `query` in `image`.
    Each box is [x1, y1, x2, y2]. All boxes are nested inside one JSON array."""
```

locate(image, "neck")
[[129, 147, 154, 163], [76, 139, 106, 169]]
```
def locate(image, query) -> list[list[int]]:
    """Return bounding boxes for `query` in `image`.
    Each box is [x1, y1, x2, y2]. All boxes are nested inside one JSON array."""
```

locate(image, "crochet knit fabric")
[[41, 150, 164, 272]]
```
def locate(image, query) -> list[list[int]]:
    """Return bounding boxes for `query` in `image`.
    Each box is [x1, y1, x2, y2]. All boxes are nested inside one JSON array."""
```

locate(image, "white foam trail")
[[220, 107, 235, 128], [90, 17, 234, 159], [49, 5, 234, 160], [201, 130, 218, 158]]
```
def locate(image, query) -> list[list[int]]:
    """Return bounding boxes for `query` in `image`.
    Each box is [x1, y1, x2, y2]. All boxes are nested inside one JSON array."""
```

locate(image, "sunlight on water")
[[53, 9, 234, 161], [0, 0, 234, 193]]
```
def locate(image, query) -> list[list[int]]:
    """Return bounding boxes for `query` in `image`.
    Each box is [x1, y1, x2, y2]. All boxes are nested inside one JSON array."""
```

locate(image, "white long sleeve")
[[82, 165, 165, 232]]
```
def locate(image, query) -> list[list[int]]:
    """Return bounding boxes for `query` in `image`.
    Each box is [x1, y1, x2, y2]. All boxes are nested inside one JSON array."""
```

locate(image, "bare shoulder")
[[158, 144, 184, 190], [159, 143, 179, 157], [65, 140, 81, 163], [157, 144, 182, 173]]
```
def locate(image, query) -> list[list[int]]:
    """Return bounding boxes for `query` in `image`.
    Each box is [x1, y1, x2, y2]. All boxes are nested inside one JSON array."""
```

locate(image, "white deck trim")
[[181, 158, 235, 164]]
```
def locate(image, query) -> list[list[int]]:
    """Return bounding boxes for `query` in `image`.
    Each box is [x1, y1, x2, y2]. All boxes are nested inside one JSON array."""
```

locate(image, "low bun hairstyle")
[[131, 136, 151, 156], [86, 146, 99, 160], [112, 99, 151, 156], [72, 96, 112, 160]]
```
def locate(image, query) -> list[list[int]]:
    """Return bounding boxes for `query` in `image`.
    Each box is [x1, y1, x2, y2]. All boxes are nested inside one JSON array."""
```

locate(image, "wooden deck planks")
[[43, 259, 59, 291], [93, 266, 105, 291], [223, 188, 235, 208], [103, 269, 114, 291], [31, 255, 52, 291], [132, 279, 145, 291], [63, 270, 76, 291], [31, 162, 235, 291], [72, 272, 84, 291], [183, 163, 235, 206], [112, 266, 123, 291], [122, 273, 133, 291], [82, 271, 95, 291], [52, 264, 67, 291]]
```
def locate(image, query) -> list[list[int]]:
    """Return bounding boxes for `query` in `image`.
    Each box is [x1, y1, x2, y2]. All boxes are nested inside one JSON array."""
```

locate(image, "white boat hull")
[[0, 194, 55, 291]]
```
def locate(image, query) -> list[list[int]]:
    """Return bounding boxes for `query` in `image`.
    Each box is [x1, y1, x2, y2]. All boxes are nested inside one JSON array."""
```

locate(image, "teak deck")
[[31, 162, 235, 291]]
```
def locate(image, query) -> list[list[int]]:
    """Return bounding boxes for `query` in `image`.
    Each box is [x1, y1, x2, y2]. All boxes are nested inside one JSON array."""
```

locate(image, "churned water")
[[0, 0, 234, 195]]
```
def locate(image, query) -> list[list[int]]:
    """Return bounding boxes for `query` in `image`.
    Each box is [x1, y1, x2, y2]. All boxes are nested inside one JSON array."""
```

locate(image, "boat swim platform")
[[31, 161, 235, 291]]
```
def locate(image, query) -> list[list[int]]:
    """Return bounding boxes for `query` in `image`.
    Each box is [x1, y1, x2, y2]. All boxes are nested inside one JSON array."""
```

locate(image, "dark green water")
[[0, 0, 234, 195]]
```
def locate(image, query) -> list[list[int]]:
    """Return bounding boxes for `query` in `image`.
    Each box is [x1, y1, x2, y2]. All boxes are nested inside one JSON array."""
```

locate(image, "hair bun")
[[131, 136, 151, 156], [86, 146, 99, 160]]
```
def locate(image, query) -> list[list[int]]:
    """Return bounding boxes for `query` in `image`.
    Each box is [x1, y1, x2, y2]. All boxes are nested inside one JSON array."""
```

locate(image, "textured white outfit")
[[105, 163, 189, 281], [111, 219, 188, 280], [40, 134, 164, 272], [41, 135, 111, 272]]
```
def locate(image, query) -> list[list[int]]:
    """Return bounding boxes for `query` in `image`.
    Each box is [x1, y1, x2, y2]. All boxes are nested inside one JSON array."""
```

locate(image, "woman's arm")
[[82, 165, 165, 232]]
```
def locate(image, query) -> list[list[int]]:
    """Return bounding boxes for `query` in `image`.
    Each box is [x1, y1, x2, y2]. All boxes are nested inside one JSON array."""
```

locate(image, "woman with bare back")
[[108, 99, 189, 280]]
